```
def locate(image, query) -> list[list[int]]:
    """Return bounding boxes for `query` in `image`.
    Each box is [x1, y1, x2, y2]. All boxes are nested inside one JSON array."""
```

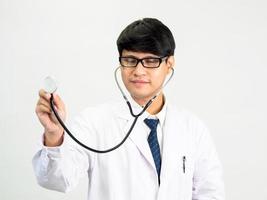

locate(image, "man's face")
[[120, 50, 174, 103]]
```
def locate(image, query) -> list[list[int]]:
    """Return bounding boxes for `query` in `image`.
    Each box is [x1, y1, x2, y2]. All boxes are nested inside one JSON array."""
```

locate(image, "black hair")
[[117, 18, 175, 57]]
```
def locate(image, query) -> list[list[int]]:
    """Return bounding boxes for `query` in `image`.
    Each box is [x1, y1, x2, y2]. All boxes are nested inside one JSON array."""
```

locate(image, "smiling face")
[[120, 50, 174, 105]]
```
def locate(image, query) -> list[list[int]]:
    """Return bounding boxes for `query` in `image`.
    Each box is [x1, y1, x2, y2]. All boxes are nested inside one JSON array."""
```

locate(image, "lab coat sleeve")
[[192, 119, 225, 200], [32, 111, 94, 193]]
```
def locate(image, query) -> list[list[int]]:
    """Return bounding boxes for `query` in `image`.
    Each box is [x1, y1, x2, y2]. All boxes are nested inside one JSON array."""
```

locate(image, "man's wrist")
[[44, 130, 64, 147]]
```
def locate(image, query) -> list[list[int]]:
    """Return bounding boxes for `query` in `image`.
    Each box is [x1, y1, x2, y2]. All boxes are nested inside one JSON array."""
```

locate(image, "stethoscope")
[[44, 66, 174, 153]]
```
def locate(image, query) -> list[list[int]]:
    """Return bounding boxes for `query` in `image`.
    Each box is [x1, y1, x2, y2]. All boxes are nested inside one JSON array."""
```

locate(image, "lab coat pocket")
[[179, 155, 194, 200]]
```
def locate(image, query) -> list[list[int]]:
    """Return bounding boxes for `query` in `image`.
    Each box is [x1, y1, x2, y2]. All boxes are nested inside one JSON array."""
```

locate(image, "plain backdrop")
[[1, 0, 267, 199]]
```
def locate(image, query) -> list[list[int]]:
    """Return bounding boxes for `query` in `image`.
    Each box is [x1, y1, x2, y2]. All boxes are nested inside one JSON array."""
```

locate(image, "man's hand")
[[35, 89, 66, 146]]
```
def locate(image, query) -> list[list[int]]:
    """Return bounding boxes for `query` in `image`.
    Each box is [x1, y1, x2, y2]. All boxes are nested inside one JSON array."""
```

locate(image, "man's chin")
[[131, 93, 154, 103]]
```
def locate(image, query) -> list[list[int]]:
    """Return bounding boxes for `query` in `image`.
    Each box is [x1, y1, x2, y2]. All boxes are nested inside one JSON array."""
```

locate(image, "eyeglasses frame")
[[119, 56, 169, 68]]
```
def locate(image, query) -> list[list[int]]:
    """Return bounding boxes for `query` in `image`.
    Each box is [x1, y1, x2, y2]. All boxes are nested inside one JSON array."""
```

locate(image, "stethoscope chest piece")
[[43, 76, 58, 93]]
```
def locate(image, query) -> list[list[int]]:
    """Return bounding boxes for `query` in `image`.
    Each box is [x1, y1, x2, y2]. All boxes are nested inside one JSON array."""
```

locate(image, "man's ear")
[[166, 56, 175, 73]]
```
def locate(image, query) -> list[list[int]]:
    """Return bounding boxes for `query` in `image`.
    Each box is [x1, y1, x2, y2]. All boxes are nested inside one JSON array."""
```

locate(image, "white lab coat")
[[32, 100, 224, 200]]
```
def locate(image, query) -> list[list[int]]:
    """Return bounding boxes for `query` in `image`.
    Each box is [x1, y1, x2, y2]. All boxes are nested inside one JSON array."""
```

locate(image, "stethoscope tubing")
[[50, 95, 140, 153], [50, 67, 174, 153]]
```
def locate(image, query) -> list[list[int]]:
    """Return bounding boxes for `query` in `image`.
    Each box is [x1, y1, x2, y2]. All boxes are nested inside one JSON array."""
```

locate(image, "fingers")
[[38, 90, 51, 109], [36, 90, 66, 135], [39, 89, 51, 101], [36, 89, 65, 115], [38, 89, 64, 109], [36, 103, 52, 114], [36, 97, 51, 115]]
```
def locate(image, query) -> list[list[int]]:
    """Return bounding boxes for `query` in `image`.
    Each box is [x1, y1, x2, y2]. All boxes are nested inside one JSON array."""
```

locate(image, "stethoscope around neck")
[[47, 66, 174, 153]]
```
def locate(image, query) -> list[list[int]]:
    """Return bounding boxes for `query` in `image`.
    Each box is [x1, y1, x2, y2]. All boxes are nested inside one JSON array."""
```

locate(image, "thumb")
[[50, 94, 66, 123], [52, 93, 65, 111]]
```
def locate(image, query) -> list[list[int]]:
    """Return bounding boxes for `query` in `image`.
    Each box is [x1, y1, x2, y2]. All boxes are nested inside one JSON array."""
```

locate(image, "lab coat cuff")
[[40, 133, 67, 158]]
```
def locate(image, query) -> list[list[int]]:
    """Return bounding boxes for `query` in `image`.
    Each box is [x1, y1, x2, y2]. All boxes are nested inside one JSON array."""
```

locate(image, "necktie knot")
[[144, 118, 159, 131]]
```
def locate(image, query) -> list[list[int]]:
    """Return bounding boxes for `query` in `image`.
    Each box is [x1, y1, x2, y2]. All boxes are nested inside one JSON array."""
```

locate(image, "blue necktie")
[[144, 118, 161, 184]]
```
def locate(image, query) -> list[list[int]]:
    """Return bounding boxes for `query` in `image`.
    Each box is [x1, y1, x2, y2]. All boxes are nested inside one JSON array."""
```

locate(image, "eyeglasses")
[[119, 56, 168, 68]]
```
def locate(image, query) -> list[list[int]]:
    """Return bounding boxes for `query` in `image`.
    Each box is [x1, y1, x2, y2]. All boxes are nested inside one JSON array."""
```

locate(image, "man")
[[33, 18, 225, 199]]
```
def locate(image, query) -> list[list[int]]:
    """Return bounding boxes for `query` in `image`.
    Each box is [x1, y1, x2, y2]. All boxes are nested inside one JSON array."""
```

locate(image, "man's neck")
[[132, 93, 165, 115]]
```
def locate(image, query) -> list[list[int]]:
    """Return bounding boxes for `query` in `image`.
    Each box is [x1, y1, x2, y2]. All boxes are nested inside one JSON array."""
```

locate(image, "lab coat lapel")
[[124, 117, 156, 170], [115, 99, 156, 171]]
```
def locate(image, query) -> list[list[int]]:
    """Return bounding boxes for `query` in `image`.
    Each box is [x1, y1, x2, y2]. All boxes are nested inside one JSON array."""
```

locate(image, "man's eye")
[[124, 58, 136, 63], [144, 58, 158, 63]]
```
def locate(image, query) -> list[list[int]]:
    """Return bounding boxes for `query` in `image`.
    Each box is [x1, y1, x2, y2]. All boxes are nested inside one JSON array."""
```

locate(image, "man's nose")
[[134, 61, 146, 75]]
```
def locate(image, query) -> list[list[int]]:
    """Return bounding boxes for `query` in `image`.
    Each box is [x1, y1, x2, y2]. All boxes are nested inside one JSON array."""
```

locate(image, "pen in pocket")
[[183, 156, 186, 173]]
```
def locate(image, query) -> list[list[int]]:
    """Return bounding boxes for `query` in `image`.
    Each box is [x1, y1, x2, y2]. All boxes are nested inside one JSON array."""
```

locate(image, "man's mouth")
[[130, 79, 150, 87]]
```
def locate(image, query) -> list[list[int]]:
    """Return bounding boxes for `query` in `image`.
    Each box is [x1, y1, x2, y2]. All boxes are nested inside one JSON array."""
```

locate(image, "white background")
[[1, 0, 267, 199]]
